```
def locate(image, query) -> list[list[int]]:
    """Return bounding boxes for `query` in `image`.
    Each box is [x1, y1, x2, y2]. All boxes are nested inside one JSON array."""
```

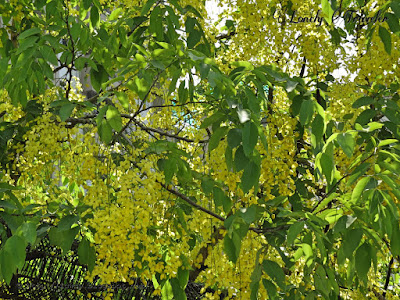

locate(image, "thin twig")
[[383, 256, 394, 298], [64, 1, 75, 101], [311, 150, 376, 213], [126, 117, 207, 143], [159, 182, 225, 222]]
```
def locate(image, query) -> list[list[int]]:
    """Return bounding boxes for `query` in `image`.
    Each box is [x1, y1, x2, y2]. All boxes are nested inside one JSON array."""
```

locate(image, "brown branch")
[[189, 226, 224, 282], [64, 117, 95, 128], [383, 256, 394, 298], [311, 150, 376, 213], [159, 181, 286, 234], [159, 182, 225, 222], [52, 64, 67, 74], [136, 101, 208, 114], [64, 1, 76, 101], [111, 69, 166, 145], [299, 57, 307, 78], [216, 30, 236, 40], [127, 117, 207, 143]]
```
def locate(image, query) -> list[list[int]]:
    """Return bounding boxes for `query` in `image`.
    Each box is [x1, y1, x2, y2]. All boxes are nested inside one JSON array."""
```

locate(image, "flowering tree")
[[1, 0, 400, 299]]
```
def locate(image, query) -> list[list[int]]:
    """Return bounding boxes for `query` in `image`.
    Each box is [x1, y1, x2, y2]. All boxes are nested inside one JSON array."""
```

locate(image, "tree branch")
[[383, 256, 394, 298], [311, 150, 376, 213], [216, 31, 236, 40], [159, 181, 286, 234], [159, 182, 225, 222], [189, 226, 224, 282], [299, 57, 307, 78], [126, 117, 207, 143]]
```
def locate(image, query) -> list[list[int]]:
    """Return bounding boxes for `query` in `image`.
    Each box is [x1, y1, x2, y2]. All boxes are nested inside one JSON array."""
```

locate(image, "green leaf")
[[39, 60, 54, 80], [16, 46, 35, 68], [250, 251, 262, 300], [241, 206, 258, 224], [320, 152, 334, 184], [4, 235, 26, 270], [163, 158, 177, 184], [49, 226, 80, 254], [379, 26, 392, 55], [227, 128, 242, 148], [299, 100, 314, 125], [59, 103, 75, 122], [232, 61, 254, 70], [378, 139, 398, 147], [170, 277, 187, 300], [312, 114, 325, 140], [391, 1, 400, 17], [391, 224, 400, 256], [98, 119, 113, 144], [355, 242, 371, 282], [213, 187, 225, 208], [18, 27, 41, 40], [356, 109, 377, 125], [222, 193, 232, 214], [342, 228, 363, 258], [0, 200, 18, 210], [39, 45, 58, 66], [90, 65, 109, 93], [366, 121, 384, 132], [262, 260, 286, 289], [326, 267, 339, 295], [333, 215, 356, 235], [262, 279, 277, 300], [337, 133, 355, 158], [78, 238, 96, 272], [352, 96, 374, 108], [242, 122, 258, 156], [128, 77, 150, 100], [109, 7, 123, 20], [200, 112, 225, 129], [177, 267, 189, 289], [187, 30, 202, 48], [285, 79, 298, 92], [347, 163, 371, 186], [90, 6, 100, 28], [16, 222, 37, 245], [58, 215, 79, 231], [234, 146, 249, 172], [208, 126, 228, 152], [224, 232, 241, 263], [301, 243, 314, 266], [106, 106, 122, 132], [16, 36, 39, 56], [141, 0, 157, 16], [70, 22, 81, 41], [161, 280, 174, 300], [116, 91, 129, 110], [200, 177, 214, 195], [321, 0, 334, 25], [287, 221, 304, 245], [145, 140, 181, 155], [314, 265, 330, 298], [0, 249, 15, 284], [241, 161, 260, 194], [386, 13, 400, 34], [149, 6, 164, 39], [351, 177, 370, 203], [178, 81, 188, 104]]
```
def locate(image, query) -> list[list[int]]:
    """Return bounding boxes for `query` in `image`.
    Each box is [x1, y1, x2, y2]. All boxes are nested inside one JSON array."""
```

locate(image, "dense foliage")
[[1, 0, 400, 299]]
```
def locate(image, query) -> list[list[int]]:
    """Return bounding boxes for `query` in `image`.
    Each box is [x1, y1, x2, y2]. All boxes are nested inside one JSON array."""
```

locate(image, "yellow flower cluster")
[[210, 0, 343, 77]]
